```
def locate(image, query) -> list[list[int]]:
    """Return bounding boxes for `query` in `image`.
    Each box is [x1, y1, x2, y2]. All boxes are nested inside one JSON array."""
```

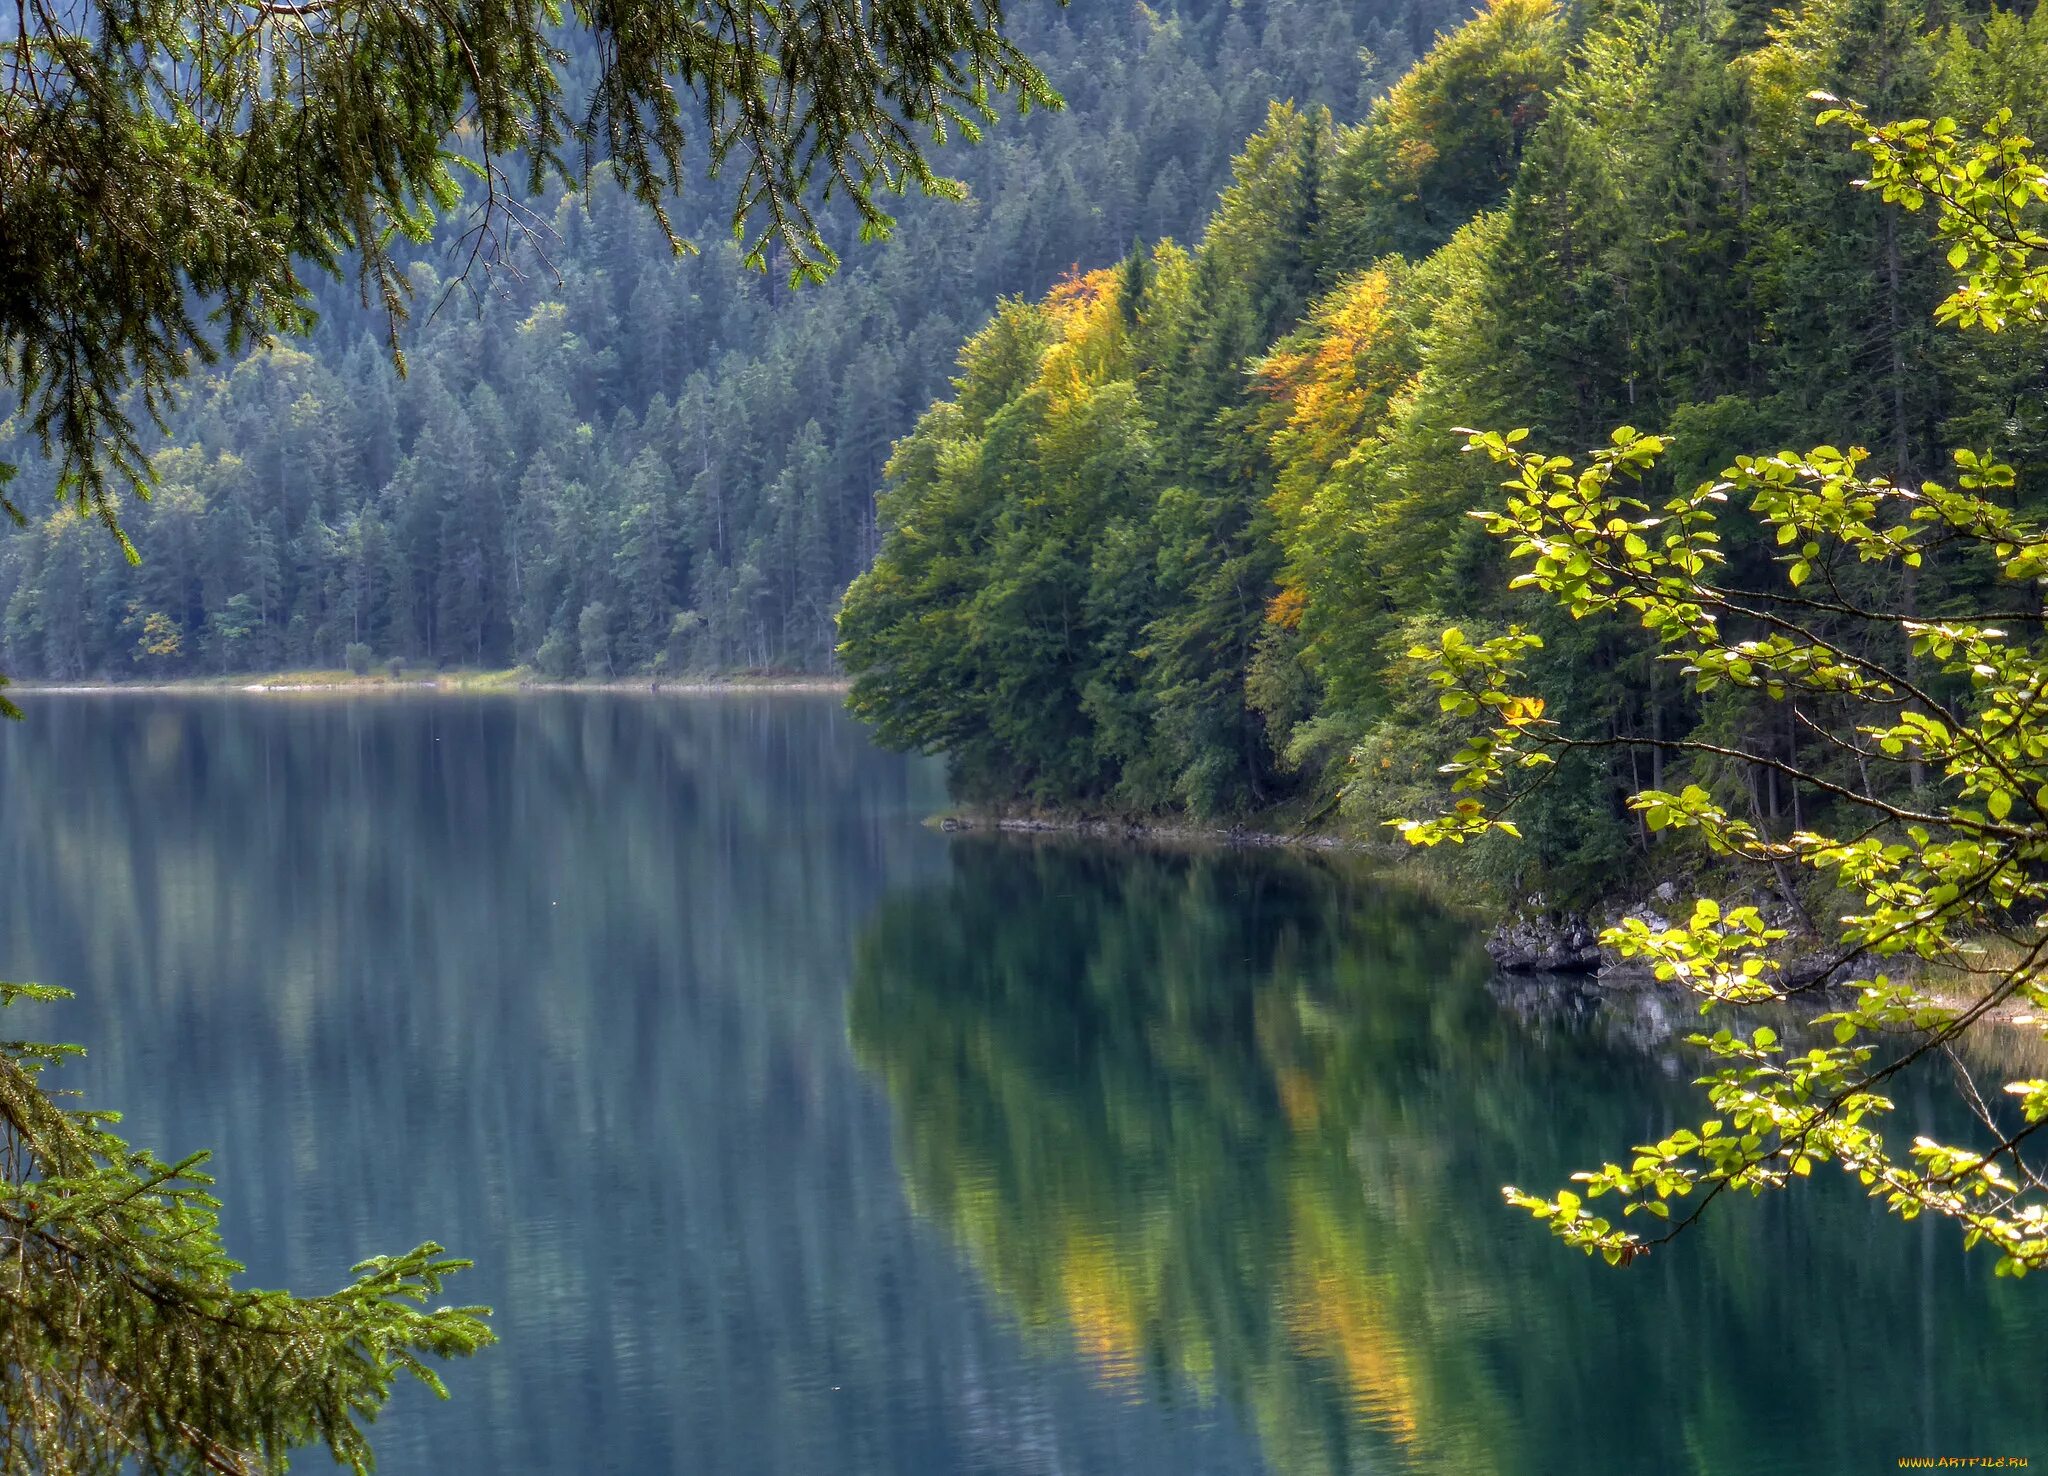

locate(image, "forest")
[[8, 0, 2044, 908], [839, 0, 2048, 901], [0, 0, 1462, 682]]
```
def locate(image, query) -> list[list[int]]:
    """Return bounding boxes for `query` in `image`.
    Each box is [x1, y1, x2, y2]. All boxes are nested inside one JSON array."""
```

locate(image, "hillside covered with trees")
[[0, 0, 1466, 683], [841, 0, 2048, 901]]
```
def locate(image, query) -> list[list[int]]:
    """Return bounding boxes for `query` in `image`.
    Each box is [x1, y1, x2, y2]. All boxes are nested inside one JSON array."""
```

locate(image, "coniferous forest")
[[0, 0, 1457, 681]]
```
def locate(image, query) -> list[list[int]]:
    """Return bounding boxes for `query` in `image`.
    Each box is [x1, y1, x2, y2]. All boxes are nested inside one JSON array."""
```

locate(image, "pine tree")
[[0, 984, 491, 1474]]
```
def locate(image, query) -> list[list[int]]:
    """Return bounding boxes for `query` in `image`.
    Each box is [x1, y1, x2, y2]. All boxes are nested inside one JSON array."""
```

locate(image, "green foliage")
[[0, 983, 490, 1472], [1399, 105, 2048, 1270], [841, 0, 1570, 814], [578, 601, 613, 679], [536, 628, 575, 682], [842, 0, 2048, 913], [1321, 0, 1568, 267]]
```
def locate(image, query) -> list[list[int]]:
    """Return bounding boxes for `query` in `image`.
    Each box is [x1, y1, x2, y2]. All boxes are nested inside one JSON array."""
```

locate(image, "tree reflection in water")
[[851, 838, 2048, 1476]]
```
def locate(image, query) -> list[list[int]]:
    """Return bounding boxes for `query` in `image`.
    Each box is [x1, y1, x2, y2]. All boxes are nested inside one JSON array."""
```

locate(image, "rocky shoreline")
[[1486, 887, 1853, 993], [940, 811, 1849, 994]]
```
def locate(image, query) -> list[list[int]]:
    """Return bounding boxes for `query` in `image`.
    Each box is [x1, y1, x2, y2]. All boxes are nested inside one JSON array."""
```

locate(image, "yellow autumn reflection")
[[849, 839, 1507, 1475], [1056, 1232, 1150, 1386], [1282, 1241, 1423, 1447]]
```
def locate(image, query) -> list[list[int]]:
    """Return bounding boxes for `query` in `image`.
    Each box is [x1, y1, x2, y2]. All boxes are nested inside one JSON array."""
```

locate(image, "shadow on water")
[[850, 836, 2048, 1476]]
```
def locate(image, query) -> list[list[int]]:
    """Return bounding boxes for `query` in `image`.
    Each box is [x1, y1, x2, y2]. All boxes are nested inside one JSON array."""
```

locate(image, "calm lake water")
[[0, 692, 2041, 1474]]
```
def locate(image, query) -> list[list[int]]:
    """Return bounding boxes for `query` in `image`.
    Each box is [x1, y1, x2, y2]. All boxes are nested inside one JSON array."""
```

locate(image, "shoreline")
[[10, 671, 852, 697], [943, 813, 2048, 1024], [936, 812, 1896, 1007], [932, 810, 1388, 856]]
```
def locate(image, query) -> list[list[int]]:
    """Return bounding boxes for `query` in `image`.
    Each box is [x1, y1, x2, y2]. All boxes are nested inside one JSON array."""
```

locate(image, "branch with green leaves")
[[0, 0, 1062, 538], [1394, 98, 2048, 1275]]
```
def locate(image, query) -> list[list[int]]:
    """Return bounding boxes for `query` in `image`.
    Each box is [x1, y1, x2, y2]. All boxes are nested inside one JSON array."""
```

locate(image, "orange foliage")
[[1390, 136, 1440, 189], [1265, 586, 1308, 630], [1045, 264, 1115, 318]]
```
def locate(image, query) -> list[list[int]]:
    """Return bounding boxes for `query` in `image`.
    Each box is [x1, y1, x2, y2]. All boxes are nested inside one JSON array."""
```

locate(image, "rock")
[[1622, 904, 1672, 932], [1780, 947, 1859, 992], [1654, 880, 1677, 904], [1594, 955, 1656, 989], [1488, 909, 1601, 973]]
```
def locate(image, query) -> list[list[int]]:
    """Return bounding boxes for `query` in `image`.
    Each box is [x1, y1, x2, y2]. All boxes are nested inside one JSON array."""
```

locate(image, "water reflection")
[[851, 838, 2048, 1475], [0, 695, 1266, 1475], [4, 698, 2043, 1474]]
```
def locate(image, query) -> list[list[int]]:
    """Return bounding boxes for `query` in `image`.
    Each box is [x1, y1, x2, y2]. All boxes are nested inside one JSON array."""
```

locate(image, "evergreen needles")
[[0, 982, 492, 1473]]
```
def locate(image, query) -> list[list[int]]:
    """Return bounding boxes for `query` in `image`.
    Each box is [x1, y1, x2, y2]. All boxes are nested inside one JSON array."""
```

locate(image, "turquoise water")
[[0, 693, 2037, 1474]]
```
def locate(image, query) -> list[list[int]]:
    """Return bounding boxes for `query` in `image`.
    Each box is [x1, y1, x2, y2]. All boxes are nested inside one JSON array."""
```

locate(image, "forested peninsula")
[[841, 0, 2048, 907]]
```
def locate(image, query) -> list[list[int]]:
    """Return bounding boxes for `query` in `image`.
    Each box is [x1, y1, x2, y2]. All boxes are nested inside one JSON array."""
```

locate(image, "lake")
[[0, 693, 2039, 1474]]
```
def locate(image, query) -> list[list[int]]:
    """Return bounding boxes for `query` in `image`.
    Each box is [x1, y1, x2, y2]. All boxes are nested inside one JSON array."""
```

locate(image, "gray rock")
[[1488, 909, 1601, 973]]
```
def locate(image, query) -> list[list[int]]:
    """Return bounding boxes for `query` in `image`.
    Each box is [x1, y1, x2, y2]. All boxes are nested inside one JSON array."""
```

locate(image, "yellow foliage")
[[135, 611, 183, 660], [1254, 272, 1413, 632], [1034, 267, 1129, 411], [1255, 269, 1404, 481]]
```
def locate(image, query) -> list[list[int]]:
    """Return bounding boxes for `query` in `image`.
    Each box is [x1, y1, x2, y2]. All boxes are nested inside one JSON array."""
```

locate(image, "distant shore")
[[11, 669, 852, 696]]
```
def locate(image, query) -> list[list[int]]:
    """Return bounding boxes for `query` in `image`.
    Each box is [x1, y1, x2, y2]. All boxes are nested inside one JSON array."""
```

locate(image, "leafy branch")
[[1395, 98, 2048, 1276]]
